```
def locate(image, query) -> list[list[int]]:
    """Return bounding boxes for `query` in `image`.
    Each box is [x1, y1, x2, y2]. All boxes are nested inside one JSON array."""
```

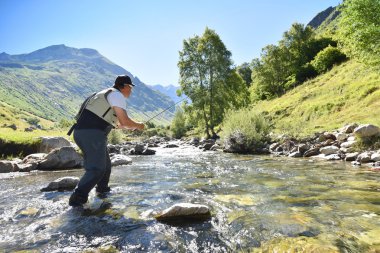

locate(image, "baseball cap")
[[115, 75, 135, 87]]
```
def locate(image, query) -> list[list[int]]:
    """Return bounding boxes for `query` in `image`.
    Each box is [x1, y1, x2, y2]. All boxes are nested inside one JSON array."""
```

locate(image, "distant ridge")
[[0, 45, 175, 125], [307, 6, 340, 29]]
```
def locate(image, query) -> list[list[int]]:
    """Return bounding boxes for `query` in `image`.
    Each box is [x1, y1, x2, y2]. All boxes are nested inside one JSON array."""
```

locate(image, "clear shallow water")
[[0, 143, 379, 252]]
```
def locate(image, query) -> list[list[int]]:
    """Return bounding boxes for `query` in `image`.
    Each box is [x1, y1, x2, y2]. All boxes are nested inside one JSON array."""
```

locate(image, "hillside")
[[0, 45, 175, 127], [253, 60, 380, 137]]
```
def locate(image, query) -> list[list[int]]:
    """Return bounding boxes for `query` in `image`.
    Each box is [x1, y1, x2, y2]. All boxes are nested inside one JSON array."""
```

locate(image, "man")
[[69, 75, 144, 207]]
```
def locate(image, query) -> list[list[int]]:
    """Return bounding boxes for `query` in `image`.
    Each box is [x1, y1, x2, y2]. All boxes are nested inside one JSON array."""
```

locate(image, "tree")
[[311, 45, 347, 73], [178, 27, 248, 138], [236, 62, 252, 87], [337, 0, 380, 64]]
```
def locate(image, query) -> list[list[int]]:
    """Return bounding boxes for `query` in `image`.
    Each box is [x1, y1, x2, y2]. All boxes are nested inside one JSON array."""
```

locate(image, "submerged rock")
[[110, 154, 132, 166], [155, 203, 211, 223], [40, 176, 79, 192]]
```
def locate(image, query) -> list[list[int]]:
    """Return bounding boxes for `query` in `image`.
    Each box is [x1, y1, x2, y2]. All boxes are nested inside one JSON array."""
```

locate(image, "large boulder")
[[110, 154, 132, 166], [38, 147, 83, 170], [155, 203, 211, 223], [353, 124, 380, 138], [320, 146, 340, 155], [40, 176, 79, 192], [37, 136, 73, 153], [223, 131, 251, 154], [0, 160, 19, 173]]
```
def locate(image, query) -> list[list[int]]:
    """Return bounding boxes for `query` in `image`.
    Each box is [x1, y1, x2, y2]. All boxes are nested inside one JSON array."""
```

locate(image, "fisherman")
[[69, 75, 144, 207]]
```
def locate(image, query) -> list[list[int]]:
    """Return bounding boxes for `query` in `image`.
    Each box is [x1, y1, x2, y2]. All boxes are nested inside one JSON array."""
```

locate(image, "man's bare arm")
[[113, 106, 144, 130]]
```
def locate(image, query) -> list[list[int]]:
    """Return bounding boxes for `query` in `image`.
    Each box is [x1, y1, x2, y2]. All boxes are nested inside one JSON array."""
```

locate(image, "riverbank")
[[1, 123, 380, 173]]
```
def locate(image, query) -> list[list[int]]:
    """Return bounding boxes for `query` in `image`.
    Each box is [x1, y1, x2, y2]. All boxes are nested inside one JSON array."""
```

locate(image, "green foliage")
[[311, 45, 347, 73], [26, 117, 40, 126], [55, 118, 75, 129], [178, 27, 249, 138], [352, 135, 380, 151], [222, 108, 271, 149], [251, 23, 335, 100], [236, 62, 252, 87], [337, 0, 380, 64], [171, 109, 187, 139], [107, 129, 124, 144], [294, 63, 318, 83]]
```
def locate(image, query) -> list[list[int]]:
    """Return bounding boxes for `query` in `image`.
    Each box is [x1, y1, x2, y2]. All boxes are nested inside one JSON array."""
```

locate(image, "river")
[[0, 143, 379, 252]]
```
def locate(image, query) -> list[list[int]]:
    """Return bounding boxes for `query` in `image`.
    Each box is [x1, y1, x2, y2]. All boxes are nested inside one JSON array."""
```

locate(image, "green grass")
[[0, 128, 70, 144], [252, 60, 380, 137]]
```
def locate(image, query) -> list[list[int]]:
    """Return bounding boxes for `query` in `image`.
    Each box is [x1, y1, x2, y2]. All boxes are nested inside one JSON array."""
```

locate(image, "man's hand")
[[137, 122, 145, 130]]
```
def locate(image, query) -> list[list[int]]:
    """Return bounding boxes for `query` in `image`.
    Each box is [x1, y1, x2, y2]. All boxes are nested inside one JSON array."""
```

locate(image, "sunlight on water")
[[0, 143, 379, 252]]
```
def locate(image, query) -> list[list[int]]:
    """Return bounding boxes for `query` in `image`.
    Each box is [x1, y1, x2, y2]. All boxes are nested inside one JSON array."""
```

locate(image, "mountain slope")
[[254, 60, 380, 136], [0, 45, 175, 126], [149, 84, 187, 103]]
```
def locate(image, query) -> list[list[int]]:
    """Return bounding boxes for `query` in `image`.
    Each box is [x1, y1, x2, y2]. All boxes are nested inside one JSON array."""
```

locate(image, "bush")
[[295, 63, 318, 83], [171, 109, 187, 139], [311, 46, 347, 73], [222, 108, 271, 150], [108, 129, 124, 144]]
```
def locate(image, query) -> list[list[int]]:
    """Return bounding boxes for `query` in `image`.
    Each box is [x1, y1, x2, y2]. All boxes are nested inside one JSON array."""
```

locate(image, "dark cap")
[[115, 75, 135, 87]]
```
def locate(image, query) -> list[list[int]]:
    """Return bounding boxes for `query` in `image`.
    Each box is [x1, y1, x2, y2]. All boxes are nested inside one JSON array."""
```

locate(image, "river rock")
[[40, 176, 79, 192], [223, 131, 251, 153], [164, 144, 179, 148], [37, 136, 73, 153], [22, 153, 47, 164], [155, 203, 211, 223], [325, 154, 342, 160], [110, 154, 132, 166], [335, 133, 347, 142], [341, 140, 356, 148], [289, 151, 302, 158], [353, 124, 380, 138], [370, 153, 380, 162], [189, 137, 200, 146], [38, 147, 83, 170], [303, 147, 320, 157], [356, 152, 372, 163], [320, 146, 340, 155], [0, 160, 19, 173], [340, 123, 358, 134], [345, 152, 359, 161]]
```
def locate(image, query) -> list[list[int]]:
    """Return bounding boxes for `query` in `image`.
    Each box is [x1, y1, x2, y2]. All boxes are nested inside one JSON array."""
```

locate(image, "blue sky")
[[0, 0, 341, 86]]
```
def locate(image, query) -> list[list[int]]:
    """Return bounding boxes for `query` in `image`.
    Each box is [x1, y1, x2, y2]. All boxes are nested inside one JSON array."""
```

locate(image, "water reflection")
[[0, 144, 379, 252]]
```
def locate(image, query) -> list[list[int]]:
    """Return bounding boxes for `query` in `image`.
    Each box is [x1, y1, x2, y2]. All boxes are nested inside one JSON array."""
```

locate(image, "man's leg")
[[96, 149, 112, 194], [69, 129, 107, 206]]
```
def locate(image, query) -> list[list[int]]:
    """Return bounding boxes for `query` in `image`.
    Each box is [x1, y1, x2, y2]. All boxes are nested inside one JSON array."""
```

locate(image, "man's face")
[[120, 84, 133, 98]]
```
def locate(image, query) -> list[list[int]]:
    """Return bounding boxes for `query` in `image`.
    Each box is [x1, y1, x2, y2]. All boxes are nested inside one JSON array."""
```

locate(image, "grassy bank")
[[0, 128, 69, 158], [252, 60, 380, 137]]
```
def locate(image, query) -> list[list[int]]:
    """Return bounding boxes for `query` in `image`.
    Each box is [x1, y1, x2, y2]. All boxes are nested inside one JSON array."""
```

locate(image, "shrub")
[[108, 129, 124, 144], [171, 109, 187, 139], [311, 46, 347, 74], [295, 63, 318, 83], [222, 108, 271, 150]]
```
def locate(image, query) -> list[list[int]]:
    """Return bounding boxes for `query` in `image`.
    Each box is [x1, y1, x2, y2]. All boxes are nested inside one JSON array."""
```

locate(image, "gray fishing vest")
[[85, 88, 118, 127]]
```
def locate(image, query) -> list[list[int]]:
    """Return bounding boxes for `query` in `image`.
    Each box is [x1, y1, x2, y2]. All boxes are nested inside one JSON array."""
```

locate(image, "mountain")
[[0, 45, 175, 126], [149, 84, 187, 104], [307, 6, 339, 29]]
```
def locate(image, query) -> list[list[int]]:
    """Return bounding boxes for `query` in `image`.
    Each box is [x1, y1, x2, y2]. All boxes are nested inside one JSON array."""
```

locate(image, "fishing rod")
[[144, 96, 189, 124], [143, 87, 207, 124]]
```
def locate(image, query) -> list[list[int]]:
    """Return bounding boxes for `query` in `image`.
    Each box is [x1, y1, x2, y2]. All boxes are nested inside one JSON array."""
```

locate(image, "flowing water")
[[0, 143, 379, 252]]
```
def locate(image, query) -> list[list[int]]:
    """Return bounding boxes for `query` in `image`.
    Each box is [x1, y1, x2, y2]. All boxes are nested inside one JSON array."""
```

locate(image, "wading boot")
[[69, 192, 88, 207]]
